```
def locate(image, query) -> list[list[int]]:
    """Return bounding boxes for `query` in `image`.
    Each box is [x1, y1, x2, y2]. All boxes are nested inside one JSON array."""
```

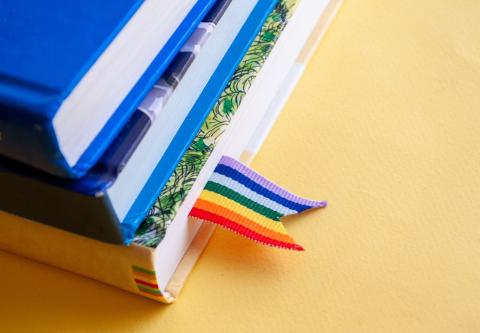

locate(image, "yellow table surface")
[[2, 0, 480, 331]]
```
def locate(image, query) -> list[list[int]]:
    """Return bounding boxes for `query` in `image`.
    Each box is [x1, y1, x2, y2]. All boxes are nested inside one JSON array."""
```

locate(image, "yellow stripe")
[[199, 190, 288, 235]]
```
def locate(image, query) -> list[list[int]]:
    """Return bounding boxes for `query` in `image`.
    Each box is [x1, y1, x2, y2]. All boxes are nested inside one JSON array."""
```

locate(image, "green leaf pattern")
[[133, 0, 298, 248]]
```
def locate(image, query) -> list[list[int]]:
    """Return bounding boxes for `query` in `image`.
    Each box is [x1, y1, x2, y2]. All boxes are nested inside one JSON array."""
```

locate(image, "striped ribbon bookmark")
[[189, 156, 327, 251]]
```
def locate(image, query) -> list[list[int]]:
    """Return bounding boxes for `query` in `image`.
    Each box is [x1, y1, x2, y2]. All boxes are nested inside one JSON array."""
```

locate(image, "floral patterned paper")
[[133, 0, 298, 248]]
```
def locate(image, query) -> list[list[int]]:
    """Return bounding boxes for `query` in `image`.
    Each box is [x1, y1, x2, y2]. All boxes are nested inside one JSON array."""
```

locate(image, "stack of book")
[[0, 0, 341, 302]]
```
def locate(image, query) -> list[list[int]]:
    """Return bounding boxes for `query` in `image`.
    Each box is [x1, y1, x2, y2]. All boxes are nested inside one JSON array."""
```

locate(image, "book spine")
[[0, 210, 171, 302]]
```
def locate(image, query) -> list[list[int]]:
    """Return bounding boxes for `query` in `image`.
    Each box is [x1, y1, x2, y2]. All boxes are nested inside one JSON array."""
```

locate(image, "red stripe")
[[134, 278, 159, 289], [190, 208, 304, 251]]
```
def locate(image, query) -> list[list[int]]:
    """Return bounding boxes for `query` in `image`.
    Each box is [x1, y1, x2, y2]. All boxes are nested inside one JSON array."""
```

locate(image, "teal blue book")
[[0, 0, 214, 178]]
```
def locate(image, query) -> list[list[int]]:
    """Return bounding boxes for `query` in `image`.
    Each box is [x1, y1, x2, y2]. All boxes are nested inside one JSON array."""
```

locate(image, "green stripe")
[[132, 265, 156, 276], [137, 285, 162, 296], [205, 181, 283, 221]]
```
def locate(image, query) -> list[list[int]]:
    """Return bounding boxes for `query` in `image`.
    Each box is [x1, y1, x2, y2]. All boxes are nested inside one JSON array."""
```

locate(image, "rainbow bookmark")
[[189, 156, 326, 251]]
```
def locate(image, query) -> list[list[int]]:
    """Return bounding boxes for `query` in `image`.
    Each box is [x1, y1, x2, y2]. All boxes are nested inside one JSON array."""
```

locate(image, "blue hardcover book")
[[0, 0, 213, 178], [99, 0, 233, 180], [0, 0, 275, 244]]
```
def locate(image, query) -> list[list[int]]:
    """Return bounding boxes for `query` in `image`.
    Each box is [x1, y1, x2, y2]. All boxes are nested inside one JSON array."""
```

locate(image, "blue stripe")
[[214, 164, 311, 211]]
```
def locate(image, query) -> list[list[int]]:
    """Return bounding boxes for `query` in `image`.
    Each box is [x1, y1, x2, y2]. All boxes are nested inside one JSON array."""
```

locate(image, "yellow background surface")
[[2, 0, 480, 331]]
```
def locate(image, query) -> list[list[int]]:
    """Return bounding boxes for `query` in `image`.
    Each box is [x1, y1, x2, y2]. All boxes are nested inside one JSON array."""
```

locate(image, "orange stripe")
[[194, 199, 295, 244]]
